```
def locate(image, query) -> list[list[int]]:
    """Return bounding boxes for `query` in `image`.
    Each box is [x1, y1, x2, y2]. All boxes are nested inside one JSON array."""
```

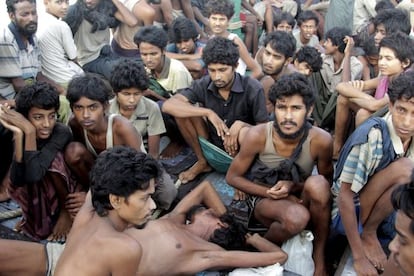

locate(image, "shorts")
[[45, 242, 65, 276], [331, 205, 363, 236]]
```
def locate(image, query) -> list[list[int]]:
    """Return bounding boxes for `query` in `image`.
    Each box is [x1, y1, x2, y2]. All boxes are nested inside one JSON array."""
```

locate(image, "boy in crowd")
[[109, 59, 166, 159], [331, 71, 414, 275], [65, 73, 176, 211], [166, 17, 206, 80], [0, 83, 82, 242], [134, 25, 193, 100]]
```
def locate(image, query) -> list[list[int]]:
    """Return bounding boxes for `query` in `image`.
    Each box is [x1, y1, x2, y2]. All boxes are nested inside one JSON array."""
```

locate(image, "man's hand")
[[65, 192, 87, 219], [0, 105, 35, 134], [266, 180, 294, 199], [353, 256, 379, 276], [206, 110, 229, 139], [343, 35, 355, 57]]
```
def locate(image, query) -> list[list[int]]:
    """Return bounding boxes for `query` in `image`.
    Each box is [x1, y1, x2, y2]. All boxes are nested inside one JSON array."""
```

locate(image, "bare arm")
[[162, 93, 230, 139], [167, 180, 227, 221], [147, 134, 160, 159], [340, 36, 354, 83], [113, 0, 138, 27], [113, 116, 143, 151], [313, 128, 334, 183], [226, 125, 271, 198], [232, 36, 263, 79]]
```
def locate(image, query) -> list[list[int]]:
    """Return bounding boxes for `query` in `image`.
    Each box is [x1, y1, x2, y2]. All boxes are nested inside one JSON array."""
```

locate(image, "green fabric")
[[311, 72, 337, 131], [58, 95, 71, 125], [198, 136, 233, 173], [148, 78, 169, 98]]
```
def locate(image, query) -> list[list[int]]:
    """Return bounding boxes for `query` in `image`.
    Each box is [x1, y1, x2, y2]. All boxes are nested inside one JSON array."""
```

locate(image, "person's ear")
[[307, 105, 314, 117], [402, 59, 411, 70], [284, 57, 293, 67], [109, 194, 123, 209]]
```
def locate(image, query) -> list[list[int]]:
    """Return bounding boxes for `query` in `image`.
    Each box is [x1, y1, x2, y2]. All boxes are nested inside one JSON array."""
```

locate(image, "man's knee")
[[283, 204, 310, 233], [390, 158, 414, 184], [64, 142, 89, 166], [303, 175, 331, 205]]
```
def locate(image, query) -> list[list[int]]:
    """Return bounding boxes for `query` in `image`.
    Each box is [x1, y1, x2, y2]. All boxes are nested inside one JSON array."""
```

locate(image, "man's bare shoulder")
[[309, 125, 333, 146]]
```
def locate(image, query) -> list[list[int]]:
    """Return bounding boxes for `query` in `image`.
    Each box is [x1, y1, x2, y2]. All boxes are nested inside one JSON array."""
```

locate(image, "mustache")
[[281, 120, 297, 126]]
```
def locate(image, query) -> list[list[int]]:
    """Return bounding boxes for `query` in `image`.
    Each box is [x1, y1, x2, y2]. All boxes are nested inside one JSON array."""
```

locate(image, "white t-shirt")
[[37, 12, 83, 84]]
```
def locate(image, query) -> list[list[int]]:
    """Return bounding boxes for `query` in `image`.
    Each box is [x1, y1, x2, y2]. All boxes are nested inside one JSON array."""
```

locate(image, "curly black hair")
[[110, 59, 149, 92], [202, 36, 239, 66]]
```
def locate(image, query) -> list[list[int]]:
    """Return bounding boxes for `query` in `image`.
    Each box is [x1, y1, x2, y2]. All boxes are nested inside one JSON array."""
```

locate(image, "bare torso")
[[127, 219, 223, 275]]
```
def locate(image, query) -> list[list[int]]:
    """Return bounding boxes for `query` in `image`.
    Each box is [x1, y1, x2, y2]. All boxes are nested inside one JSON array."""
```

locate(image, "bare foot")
[[13, 219, 25, 232], [160, 141, 184, 159], [47, 209, 73, 243], [361, 231, 387, 271], [179, 160, 212, 184], [313, 259, 328, 276]]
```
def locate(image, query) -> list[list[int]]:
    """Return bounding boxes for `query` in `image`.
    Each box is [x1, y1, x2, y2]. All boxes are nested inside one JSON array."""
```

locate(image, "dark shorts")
[[331, 205, 363, 236]]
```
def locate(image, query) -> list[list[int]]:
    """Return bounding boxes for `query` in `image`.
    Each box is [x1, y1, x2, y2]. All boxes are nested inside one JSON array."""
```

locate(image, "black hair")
[[90, 146, 160, 217], [273, 11, 295, 29], [110, 59, 149, 92], [373, 8, 411, 35], [325, 27, 352, 53], [361, 35, 379, 57], [388, 70, 414, 104], [15, 82, 60, 118], [169, 17, 199, 43], [379, 32, 414, 67], [67, 73, 112, 107], [296, 10, 319, 27], [6, 0, 36, 13], [134, 25, 168, 50], [263, 31, 296, 59], [209, 213, 247, 250], [269, 72, 315, 109], [294, 46, 323, 73], [391, 181, 414, 234], [202, 36, 239, 66], [375, 0, 394, 13], [204, 0, 234, 19]]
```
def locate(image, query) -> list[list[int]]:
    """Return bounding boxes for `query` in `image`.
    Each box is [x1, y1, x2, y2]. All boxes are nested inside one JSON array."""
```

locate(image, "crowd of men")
[[1, 0, 414, 275]]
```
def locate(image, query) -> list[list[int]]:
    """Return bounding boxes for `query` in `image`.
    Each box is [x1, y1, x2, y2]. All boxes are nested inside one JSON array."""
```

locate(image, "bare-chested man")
[[0, 180, 287, 275], [226, 72, 333, 276], [54, 146, 158, 275]]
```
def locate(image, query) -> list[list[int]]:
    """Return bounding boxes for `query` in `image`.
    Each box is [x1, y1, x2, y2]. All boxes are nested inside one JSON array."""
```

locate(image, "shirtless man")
[[0, 181, 287, 275], [226, 73, 333, 276], [54, 146, 158, 275], [65, 73, 176, 210]]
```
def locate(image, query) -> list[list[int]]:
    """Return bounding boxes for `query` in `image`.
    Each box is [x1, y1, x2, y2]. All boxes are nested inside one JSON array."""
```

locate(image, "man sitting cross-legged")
[[226, 72, 333, 276], [162, 36, 268, 183]]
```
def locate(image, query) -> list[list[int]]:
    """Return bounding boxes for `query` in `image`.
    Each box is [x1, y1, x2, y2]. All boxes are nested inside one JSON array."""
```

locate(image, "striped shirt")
[[0, 24, 40, 99]]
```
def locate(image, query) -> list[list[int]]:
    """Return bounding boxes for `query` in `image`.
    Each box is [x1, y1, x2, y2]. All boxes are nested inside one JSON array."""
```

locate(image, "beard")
[[17, 22, 37, 36], [273, 119, 307, 140]]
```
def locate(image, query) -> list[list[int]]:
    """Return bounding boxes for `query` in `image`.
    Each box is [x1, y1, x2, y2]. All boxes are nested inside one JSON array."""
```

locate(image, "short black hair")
[[209, 213, 247, 250], [294, 46, 323, 73], [273, 11, 295, 28], [263, 31, 296, 59], [325, 27, 352, 53], [204, 0, 234, 19], [391, 181, 414, 234], [297, 10, 319, 27], [379, 32, 414, 67], [67, 73, 112, 107], [15, 82, 59, 118], [375, 0, 394, 13], [373, 8, 411, 35], [169, 17, 199, 43], [269, 72, 315, 110], [90, 146, 160, 217], [134, 25, 168, 50], [110, 59, 149, 92], [202, 36, 239, 66], [6, 0, 35, 13], [388, 70, 414, 104], [361, 35, 379, 57]]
